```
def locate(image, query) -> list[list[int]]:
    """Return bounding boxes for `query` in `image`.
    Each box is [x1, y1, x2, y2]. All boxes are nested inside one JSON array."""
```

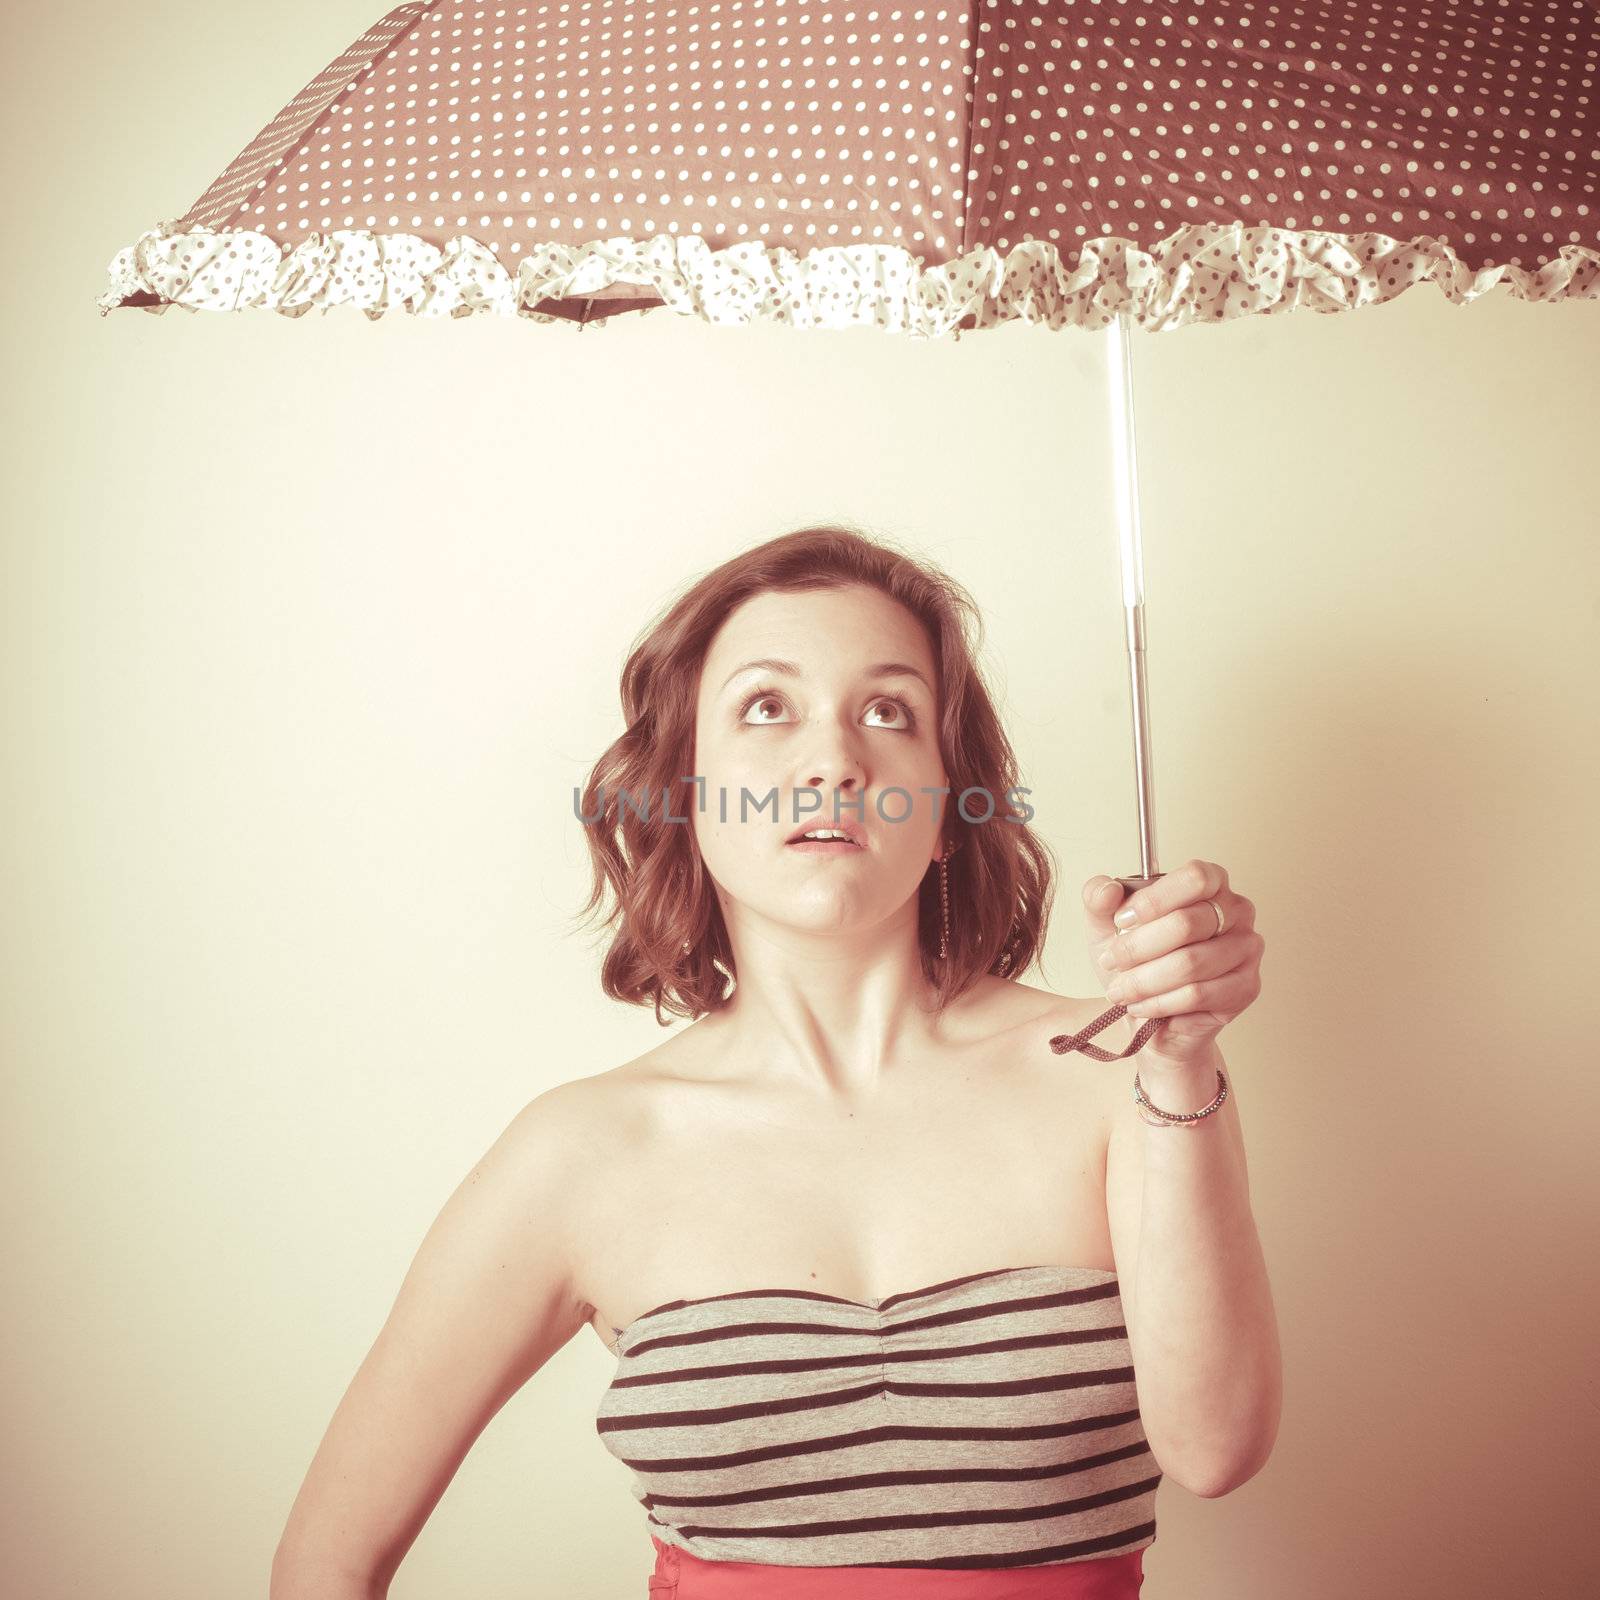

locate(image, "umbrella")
[[99, 0, 1600, 1057]]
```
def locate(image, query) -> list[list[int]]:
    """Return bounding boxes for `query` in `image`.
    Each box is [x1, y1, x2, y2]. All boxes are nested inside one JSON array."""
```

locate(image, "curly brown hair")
[[571, 524, 1058, 1025]]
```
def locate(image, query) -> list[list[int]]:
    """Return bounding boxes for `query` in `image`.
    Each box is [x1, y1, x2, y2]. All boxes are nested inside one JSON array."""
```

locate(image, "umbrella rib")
[[179, 1, 443, 235]]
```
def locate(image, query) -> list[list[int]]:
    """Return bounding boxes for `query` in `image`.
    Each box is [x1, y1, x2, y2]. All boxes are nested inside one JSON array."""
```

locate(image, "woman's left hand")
[[1083, 859, 1264, 1070]]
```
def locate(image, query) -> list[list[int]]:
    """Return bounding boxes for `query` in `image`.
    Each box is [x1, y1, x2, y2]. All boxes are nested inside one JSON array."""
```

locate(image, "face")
[[690, 585, 951, 947]]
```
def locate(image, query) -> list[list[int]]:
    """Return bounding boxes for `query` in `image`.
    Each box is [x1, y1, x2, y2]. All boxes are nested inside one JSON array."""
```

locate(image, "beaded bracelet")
[[1133, 1066, 1229, 1128]]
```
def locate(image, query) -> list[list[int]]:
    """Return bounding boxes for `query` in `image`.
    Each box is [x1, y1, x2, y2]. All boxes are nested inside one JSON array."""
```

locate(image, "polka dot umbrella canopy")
[[99, 0, 1600, 332], [96, 0, 1600, 1006]]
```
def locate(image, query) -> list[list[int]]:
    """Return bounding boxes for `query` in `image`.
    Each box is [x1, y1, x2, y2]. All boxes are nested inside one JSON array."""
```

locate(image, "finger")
[[1104, 894, 1256, 972], [1103, 930, 1257, 1007], [1112, 858, 1229, 931], [1082, 875, 1129, 940], [1121, 966, 1258, 1018], [1083, 875, 1126, 910]]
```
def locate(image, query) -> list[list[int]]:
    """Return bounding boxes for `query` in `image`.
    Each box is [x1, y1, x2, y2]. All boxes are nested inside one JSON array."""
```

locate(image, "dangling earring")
[[937, 840, 953, 960]]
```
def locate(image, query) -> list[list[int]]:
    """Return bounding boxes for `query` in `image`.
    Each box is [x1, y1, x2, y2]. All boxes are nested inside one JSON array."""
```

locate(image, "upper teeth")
[[800, 829, 851, 842]]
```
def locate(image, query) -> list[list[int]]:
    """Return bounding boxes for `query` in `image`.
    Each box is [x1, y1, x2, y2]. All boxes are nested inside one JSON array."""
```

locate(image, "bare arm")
[[1102, 1026, 1283, 1498], [269, 1080, 596, 1598]]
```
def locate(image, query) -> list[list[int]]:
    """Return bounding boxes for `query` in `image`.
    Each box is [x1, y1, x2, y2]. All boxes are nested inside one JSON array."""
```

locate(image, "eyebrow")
[[720, 657, 934, 695]]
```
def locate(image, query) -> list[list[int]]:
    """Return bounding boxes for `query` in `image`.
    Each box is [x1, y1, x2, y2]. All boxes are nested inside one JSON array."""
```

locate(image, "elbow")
[[1189, 1410, 1283, 1499], [1190, 1451, 1271, 1499], [1174, 1391, 1284, 1500]]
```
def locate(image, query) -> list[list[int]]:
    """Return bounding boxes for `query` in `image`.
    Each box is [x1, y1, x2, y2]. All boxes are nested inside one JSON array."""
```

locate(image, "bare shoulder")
[[477, 1070, 625, 1204], [455, 1068, 655, 1314], [559, 1026, 791, 1329], [996, 978, 1141, 1077], [526, 1032, 698, 1243], [988, 979, 1143, 1145], [531, 1031, 688, 1144]]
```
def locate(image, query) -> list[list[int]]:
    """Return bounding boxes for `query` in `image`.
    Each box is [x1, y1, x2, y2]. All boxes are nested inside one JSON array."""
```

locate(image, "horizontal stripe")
[[613, 1409, 1149, 1475], [645, 1473, 1165, 1536], [639, 1439, 1158, 1508], [595, 1263, 1161, 1570]]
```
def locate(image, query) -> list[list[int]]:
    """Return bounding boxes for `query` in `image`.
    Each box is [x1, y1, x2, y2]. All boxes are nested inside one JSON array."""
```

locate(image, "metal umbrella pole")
[[1106, 311, 1163, 902]]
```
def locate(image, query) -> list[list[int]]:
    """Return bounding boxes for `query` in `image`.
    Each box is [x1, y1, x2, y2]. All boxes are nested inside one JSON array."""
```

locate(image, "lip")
[[785, 818, 868, 847]]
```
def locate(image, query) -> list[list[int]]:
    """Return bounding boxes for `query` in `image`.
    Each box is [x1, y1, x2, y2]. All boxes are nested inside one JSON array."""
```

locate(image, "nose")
[[801, 771, 860, 802], [799, 764, 865, 826], [787, 708, 870, 829]]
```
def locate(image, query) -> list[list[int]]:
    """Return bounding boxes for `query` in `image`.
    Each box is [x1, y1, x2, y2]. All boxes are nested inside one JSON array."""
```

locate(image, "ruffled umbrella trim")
[[98, 220, 1600, 337]]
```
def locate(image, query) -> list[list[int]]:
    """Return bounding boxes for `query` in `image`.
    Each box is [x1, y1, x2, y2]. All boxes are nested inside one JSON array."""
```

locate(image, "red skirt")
[[648, 1534, 1145, 1599]]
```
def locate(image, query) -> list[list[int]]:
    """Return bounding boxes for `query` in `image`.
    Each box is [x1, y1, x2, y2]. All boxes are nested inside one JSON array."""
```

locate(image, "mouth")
[[785, 820, 867, 849]]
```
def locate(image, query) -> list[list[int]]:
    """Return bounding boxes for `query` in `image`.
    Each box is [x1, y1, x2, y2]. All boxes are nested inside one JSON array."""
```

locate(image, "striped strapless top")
[[594, 1263, 1160, 1570]]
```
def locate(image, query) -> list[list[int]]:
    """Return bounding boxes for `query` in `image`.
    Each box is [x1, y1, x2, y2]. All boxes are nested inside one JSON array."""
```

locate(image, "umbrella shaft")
[[1124, 601, 1159, 883]]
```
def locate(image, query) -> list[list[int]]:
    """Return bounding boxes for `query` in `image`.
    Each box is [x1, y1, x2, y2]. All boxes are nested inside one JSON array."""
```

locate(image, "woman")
[[270, 526, 1281, 1600]]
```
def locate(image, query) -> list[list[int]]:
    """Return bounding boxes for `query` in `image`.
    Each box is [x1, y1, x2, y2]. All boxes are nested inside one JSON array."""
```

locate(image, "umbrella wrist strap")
[[1047, 1002, 1230, 1127]]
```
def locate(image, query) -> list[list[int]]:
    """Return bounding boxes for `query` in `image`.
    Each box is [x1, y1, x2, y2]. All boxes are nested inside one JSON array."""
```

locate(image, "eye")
[[737, 687, 918, 732], [739, 688, 789, 725], [864, 698, 917, 731]]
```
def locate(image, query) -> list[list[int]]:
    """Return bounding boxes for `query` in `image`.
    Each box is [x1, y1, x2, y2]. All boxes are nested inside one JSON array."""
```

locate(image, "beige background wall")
[[5, 4, 1599, 1597]]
